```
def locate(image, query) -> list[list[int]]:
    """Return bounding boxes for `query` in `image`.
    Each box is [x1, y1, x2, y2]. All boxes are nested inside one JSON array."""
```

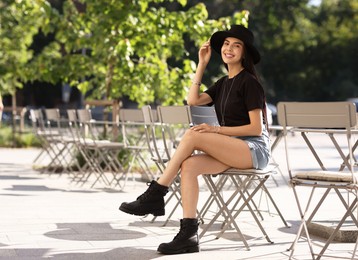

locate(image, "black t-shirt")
[[205, 70, 266, 127]]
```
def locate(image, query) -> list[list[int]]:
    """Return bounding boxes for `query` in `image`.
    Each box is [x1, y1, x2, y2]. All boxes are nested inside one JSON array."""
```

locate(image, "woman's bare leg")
[[119, 128, 253, 220], [157, 129, 253, 187], [157, 129, 253, 218], [180, 152, 251, 218]]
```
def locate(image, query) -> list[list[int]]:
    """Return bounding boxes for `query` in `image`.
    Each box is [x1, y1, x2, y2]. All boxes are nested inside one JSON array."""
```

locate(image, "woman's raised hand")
[[198, 41, 211, 65]]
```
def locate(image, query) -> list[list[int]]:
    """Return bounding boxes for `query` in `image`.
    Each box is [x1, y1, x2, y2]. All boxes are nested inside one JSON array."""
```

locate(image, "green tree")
[[191, 0, 358, 103], [0, 0, 50, 95], [242, 0, 358, 102], [0, 0, 52, 140], [306, 0, 358, 101], [25, 0, 249, 106]]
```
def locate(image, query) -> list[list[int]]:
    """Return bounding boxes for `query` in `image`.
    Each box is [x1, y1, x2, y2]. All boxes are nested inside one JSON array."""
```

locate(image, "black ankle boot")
[[157, 218, 200, 255], [119, 180, 168, 216]]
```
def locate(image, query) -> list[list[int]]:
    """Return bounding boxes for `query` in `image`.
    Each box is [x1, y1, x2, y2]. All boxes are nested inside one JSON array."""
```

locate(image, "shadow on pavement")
[[44, 222, 147, 241], [50, 247, 159, 260]]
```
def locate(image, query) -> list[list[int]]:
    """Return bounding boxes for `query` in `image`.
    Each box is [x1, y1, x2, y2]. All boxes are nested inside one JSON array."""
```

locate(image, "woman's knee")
[[181, 129, 199, 143]]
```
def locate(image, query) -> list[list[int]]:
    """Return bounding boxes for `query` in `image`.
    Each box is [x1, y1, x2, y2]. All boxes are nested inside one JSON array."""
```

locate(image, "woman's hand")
[[198, 41, 211, 65], [191, 123, 220, 134]]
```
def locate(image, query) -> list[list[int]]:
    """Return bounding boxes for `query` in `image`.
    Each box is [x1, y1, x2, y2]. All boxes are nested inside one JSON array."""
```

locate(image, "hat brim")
[[210, 31, 261, 64]]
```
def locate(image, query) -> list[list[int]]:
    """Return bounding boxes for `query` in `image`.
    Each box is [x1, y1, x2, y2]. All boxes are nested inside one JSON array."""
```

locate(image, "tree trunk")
[[11, 91, 17, 147]]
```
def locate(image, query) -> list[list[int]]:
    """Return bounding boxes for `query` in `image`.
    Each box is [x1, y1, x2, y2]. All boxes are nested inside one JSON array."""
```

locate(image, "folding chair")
[[44, 108, 82, 177], [189, 105, 219, 126], [189, 105, 288, 250], [30, 109, 51, 170], [75, 109, 127, 189], [119, 108, 156, 182], [66, 109, 108, 185], [277, 101, 358, 260], [30, 109, 66, 174]]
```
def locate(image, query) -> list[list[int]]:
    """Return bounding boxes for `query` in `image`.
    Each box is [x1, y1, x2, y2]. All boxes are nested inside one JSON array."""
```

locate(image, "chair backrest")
[[67, 109, 77, 122], [45, 108, 62, 128], [277, 101, 357, 129], [30, 109, 45, 126], [43, 108, 64, 137], [142, 105, 153, 125], [76, 109, 98, 141], [189, 105, 219, 126], [157, 105, 191, 125], [119, 108, 146, 147], [66, 109, 82, 140], [157, 105, 191, 160], [120, 108, 144, 123], [29, 109, 49, 144], [45, 108, 60, 122], [77, 109, 92, 123], [277, 101, 357, 176]]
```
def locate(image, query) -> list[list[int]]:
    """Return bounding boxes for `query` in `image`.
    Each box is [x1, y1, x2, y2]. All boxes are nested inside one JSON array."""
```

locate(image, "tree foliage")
[[242, 0, 358, 102], [188, 0, 357, 103], [1, 0, 248, 106], [0, 0, 50, 95], [1, 0, 357, 107]]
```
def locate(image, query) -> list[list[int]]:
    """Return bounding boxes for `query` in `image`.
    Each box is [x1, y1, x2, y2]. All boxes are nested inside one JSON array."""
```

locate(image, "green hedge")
[[0, 126, 41, 148]]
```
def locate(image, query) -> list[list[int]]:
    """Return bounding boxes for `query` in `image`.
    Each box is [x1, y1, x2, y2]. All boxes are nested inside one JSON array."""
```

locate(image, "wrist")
[[197, 60, 209, 67], [214, 125, 221, 134], [191, 80, 201, 87]]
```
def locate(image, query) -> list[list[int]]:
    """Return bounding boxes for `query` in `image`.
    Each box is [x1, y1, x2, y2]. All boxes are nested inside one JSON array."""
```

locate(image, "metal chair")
[[30, 109, 66, 174], [189, 105, 219, 126], [44, 108, 82, 177], [66, 109, 110, 185], [74, 109, 127, 189], [189, 105, 289, 250], [277, 101, 358, 260], [119, 108, 156, 182]]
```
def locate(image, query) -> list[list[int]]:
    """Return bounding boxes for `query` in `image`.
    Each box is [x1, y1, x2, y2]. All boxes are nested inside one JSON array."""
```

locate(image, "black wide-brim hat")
[[210, 25, 261, 64]]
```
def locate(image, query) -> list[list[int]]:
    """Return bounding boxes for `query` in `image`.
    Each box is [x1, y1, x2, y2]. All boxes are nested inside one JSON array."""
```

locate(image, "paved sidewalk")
[[0, 133, 357, 259]]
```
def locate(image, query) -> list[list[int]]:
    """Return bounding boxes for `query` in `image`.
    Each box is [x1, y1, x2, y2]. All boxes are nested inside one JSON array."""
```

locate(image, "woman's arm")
[[187, 41, 213, 106], [219, 109, 263, 136]]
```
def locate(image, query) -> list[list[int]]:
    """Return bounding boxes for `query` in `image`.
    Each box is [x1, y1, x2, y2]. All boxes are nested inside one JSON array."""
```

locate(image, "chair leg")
[[288, 186, 317, 260], [351, 234, 358, 260], [199, 174, 251, 250], [218, 175, 273, 244], [315, 195, 358, 260], [260, 184, 290, 227]]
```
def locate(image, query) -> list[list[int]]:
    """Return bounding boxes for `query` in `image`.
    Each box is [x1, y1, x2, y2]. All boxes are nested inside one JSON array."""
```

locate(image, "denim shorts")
[[237, 128, 271, 170]]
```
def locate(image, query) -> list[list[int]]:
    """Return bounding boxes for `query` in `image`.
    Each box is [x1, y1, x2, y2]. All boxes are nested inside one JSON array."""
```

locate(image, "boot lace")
[[137, 182, 154, 201], [173, 225, 188, 240]]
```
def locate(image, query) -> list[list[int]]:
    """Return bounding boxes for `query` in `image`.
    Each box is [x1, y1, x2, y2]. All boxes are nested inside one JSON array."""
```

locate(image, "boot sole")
[[119, 205, 165, 216], [157, 245, 200, 255]]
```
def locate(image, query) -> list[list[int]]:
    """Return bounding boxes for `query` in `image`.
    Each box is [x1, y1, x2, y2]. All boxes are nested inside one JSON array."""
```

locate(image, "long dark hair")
[[224, 47, 269, 129], [223, 46, 258, 80]]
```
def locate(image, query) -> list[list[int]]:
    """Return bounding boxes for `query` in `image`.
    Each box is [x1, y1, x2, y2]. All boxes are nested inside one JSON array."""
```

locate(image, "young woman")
[[119, 25, 271, 255]]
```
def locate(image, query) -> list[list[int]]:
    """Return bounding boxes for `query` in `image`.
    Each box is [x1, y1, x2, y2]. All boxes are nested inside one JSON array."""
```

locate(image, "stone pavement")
[[0, 133, 357, 260]]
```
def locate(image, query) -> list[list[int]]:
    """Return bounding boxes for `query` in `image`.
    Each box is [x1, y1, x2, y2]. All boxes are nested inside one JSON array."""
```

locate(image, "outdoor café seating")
[[278, 101, 358, 260]]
